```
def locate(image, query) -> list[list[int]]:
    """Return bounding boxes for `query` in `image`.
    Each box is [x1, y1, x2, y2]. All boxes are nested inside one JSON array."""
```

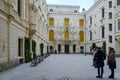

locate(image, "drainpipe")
[[83, 8, 86, 55]]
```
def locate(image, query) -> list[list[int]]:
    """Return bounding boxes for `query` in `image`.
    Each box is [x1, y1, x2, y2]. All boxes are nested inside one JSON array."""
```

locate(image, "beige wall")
[[0, 16, 8, 63]]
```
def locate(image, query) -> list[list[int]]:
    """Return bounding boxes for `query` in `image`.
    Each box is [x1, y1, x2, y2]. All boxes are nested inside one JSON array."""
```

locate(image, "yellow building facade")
[[48, 4, 85, 53]]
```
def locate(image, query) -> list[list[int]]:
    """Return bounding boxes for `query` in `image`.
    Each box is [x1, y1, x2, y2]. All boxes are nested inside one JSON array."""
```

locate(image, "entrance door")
[[58, 44, 61, 52], [50, 46, 53, 53], [80, 46, 84, 53], [18, 38, 23, 63], [64, 44, 69, 53], [73, 44, 76, 53], [18, 38, 23, 57]]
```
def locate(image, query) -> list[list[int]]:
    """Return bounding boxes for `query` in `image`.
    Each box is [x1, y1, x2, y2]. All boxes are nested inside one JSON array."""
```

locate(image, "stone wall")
[[0, 59, 19, 72]]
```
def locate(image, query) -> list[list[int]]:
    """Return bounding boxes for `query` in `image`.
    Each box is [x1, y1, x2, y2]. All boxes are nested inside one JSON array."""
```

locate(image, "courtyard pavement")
[[0, 54, 120, 80]]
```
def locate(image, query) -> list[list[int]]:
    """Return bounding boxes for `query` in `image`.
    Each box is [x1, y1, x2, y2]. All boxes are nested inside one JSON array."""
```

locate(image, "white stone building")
[[0, 0, 48, 71], [47, 4, 85, 53], [0, 0, 120, 71], [85, 0, 120, 55], [115, 0, 120, 55], [47, 0, 120, 55]]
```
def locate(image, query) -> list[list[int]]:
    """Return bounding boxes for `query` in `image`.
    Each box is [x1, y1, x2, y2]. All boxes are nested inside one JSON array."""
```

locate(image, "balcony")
[[56, 38, 80, 43]]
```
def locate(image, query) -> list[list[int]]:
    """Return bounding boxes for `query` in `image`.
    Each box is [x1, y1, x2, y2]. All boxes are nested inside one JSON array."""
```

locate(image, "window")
[[109, 35, 112, 43], [109, 1, 112, 8], [50, 9, 53, 12], [64, 18, 69, 26], [79, 19, 84, 27], [90, 31, 92, 40], [18, 0, 21, 16], [18, 38, 23, 57], [102, 27, 105, 38], [109, 23, 112, 31], [64, 31, 69, 39], [109, 12, 112, 19], [49, 30, 54, 41], [117, 0, 120, 5], [74, 10, 77, 13], [102, 8, 105, 18], [90, 17, 92, 24], [79, 31, 84, 42], [118, 20, 120, 31], [49, 18, 54, 26]]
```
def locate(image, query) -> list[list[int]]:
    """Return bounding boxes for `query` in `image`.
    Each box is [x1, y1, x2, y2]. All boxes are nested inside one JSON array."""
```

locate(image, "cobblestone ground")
[[0, 54, 120, 80]]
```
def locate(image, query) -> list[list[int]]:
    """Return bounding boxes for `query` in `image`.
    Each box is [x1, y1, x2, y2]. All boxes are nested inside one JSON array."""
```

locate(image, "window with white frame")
[[109, 35, 112, 43], [109, 1, 112, 8], [109, 23, 112, 31], [102, 8, 105, 18], [109, 12, 112, 19]]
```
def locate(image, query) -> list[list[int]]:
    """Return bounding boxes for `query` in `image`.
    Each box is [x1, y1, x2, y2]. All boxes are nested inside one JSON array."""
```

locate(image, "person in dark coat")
[[93, 47, 106, 78], [107, 48, 116, 79]]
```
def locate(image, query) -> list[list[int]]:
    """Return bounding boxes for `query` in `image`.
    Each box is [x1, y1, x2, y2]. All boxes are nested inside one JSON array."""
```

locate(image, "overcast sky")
[[46, 0, 94, 12]]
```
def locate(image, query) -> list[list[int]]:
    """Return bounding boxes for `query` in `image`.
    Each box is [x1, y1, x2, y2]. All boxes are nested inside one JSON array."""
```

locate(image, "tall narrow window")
[[49, 18, 54, 26], [64, 31, 69, 39], [18, 38, 23, 57], [118, 20, 120, 31], [79, 31, 84, 42], [79, 19, 84, 27], [102, 27, 105, 38], [109, 1, 112, 8], [102, 8, 105, 18], [109, 12, 112, 19], [117, 0, 120, 5], [109, 23, 112, 31], [18, 0, 21, 16], [109, 35, 112, 43], [90, 17, 92, 25], [49, 30, 54, 41], [90, 31, 92, 40]]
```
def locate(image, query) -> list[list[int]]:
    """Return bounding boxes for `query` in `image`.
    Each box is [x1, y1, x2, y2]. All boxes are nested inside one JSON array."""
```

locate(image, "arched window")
[[64, 31, 69, 40], [79, 31, 84, 42], [49, 30, 54, 41]]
